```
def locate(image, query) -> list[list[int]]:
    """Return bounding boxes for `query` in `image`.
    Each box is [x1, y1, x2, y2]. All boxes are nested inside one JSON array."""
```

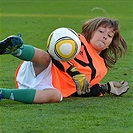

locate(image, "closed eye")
[[108, 34, 113, 38], [99, 30, 104, 33]]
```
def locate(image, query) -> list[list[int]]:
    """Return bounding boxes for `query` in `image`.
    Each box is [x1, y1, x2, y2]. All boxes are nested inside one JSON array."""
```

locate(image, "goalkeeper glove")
[[66, 66, 90, 95], [101, 80, 129, 96]]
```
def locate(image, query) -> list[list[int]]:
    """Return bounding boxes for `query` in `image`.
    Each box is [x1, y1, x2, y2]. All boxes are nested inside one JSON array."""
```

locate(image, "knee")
[[33, 89, 62, 104], [50, 89, 62, 103]]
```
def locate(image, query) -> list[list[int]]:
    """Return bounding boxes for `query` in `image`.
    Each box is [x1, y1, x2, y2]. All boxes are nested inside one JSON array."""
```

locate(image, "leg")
[[31, 48, 51, 76], [13, 45, 51, 75], [0, 35, 51, 76], [0, 88, 62, 104], [34, 89, 62, 103], [0, 35, 62, 104]]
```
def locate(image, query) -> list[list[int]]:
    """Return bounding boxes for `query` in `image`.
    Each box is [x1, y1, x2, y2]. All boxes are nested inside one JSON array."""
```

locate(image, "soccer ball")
[[47, 27, 81, 61]]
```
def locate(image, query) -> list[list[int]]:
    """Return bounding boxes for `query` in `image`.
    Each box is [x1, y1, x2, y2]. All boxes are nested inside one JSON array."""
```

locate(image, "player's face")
[[90, 26, 115, 54]]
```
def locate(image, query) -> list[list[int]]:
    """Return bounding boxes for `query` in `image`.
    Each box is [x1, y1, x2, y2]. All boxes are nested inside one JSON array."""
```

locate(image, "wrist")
[[101, 83, 111, 94]]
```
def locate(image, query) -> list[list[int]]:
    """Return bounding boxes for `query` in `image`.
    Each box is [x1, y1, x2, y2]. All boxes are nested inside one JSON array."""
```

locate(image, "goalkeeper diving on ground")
[[0, 17, 129, 104]]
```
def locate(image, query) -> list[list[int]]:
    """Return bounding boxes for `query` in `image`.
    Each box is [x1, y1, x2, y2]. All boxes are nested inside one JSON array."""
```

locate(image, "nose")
[[103, 35, 107, 40]]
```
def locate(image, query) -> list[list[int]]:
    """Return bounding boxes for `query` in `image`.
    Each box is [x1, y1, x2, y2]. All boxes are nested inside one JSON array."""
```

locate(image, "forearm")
[[75, 80, 129, 97], [72, 84, 103, 97], [83, 84, 104, 97]]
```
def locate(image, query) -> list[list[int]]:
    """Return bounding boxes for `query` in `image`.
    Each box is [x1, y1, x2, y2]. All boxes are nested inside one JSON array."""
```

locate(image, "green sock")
[[11, 44, 35, 61], [1, 89, 36, 103]]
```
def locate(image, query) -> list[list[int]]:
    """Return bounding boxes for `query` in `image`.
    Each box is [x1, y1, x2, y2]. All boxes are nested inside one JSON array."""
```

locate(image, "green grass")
[[0, 0, 132, 133]]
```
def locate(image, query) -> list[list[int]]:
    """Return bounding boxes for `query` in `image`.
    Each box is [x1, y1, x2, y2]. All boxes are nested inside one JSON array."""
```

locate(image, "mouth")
[[98, 40, 105, 45]]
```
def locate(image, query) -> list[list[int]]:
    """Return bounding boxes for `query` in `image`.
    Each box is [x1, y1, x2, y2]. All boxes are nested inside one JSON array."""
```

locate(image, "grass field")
[[0, 0, 132, 133]]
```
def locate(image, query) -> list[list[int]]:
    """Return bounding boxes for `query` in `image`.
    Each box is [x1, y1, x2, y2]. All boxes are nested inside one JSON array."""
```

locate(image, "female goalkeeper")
[[0, 17, 129, 104]]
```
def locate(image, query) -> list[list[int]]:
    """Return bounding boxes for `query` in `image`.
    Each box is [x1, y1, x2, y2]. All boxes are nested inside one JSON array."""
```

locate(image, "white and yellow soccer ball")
[[47, 27, 81, 61]]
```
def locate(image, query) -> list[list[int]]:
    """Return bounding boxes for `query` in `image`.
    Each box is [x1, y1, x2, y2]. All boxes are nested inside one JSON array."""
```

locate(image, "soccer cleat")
[[0, 90, 3, 102], [0, 35, 23, 54]]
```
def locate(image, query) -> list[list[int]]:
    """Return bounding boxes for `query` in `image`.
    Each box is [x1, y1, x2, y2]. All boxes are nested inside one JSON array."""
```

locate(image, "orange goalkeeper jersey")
[[51, 34, 108, 97], [15, 34, 107, 97]]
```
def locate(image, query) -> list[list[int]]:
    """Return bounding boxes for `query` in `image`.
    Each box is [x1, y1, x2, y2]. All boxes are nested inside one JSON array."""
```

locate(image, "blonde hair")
[[81, 17, 127, 68]]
